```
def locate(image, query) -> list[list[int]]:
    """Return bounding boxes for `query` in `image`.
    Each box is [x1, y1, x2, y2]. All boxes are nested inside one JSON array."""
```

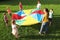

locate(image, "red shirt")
[[19, 3, 23, 10]]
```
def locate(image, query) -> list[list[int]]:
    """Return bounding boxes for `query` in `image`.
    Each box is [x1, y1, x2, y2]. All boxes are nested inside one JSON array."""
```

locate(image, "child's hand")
[[16, 25, 20, 28]]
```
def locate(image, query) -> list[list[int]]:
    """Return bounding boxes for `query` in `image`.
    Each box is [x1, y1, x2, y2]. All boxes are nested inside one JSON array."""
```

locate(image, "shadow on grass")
[[20, 15, 60, 39], [0, 0, 60, 5], [21, 15, 60, 32], [1, 12, 60, 39], [21, 34, 60, 39]]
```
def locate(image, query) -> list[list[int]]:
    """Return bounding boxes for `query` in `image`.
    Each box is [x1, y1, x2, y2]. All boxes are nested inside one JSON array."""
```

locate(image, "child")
[[11, 20, 19, 38], [3, 13, 8, 26], [39, 8, 49, 34], [7, 7, 12, 16], [37, 0, 41, 9], [49, 9, 53, 26], [31, 0, 41, 13], [19, 2, 23, 10]]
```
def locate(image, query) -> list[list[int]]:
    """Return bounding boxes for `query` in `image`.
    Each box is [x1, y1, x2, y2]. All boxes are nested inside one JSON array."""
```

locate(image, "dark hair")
[[45, 8, 49, 19], [45, 8, 49, 14], [12, 20, 15, 24]]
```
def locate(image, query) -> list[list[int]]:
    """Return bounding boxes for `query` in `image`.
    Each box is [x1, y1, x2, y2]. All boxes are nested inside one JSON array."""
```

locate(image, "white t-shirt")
[[49, 11, 53, 18], [12, 24, 16, 29], [37, 3, 41, 9], [12, 24, 17, 35]]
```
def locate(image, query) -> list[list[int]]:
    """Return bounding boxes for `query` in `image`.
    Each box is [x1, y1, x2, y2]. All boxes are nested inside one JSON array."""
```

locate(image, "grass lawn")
[[0, 0, 60, 40]]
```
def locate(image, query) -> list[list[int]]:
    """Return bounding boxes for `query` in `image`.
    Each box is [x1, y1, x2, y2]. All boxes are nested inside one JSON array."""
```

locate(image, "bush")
[[0, 0, 10, 1]]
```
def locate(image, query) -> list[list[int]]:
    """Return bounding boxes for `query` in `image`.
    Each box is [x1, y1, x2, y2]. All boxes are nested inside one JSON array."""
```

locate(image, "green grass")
[[0, 0, 60, 40]]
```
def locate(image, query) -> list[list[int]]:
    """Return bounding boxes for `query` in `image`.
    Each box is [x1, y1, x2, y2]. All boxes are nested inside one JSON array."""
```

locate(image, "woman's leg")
[[43, 22, 49, 34], [39, 23, 45, 34]]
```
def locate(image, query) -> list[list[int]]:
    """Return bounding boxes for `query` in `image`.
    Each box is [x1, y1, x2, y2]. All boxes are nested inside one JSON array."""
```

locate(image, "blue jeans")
[[40, 22, 49, 33]]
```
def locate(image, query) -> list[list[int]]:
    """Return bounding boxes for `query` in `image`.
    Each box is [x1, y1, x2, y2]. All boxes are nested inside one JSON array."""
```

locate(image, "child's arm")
[[16, 24, 20, 28], [42, 14, 46, 22]]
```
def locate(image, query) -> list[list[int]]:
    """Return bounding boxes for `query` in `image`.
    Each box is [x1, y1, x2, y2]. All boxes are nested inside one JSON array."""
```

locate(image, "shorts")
[[49, 18, 52, 22]]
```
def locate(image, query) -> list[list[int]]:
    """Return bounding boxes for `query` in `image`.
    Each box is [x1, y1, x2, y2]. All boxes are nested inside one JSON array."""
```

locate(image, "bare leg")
[[49, 22, 52, 26], [15, 30, 20, 39], [39, 23, 44, 34]]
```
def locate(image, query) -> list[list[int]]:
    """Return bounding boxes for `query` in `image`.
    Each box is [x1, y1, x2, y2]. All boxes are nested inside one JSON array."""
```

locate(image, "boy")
[[49, 9, 53, 26]]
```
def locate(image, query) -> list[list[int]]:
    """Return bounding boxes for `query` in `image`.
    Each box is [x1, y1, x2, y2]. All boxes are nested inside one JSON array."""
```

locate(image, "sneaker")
[[39, 32, 41, 34], [39, 32, 44, 36]]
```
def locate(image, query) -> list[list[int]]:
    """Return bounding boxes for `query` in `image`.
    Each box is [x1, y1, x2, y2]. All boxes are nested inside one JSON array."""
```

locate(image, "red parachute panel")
[[12, 14, 25, 20]]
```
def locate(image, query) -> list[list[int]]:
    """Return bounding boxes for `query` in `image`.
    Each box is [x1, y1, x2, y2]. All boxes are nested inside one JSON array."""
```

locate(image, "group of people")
[[3, 0, 53, 38], [3, 1, 24, 38]]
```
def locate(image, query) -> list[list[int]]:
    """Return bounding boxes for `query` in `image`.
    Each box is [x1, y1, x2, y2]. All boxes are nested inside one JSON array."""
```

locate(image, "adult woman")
[[39, 8, 49, 34]]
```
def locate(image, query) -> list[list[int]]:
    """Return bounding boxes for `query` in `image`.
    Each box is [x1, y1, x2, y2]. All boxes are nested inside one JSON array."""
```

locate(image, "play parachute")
[[12, 9, 44, 25]]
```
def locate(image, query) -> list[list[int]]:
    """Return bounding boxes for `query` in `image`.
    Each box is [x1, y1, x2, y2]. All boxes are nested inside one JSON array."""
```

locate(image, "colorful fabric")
[[12, 9, 44, 26], [12, 14, 25, 20]]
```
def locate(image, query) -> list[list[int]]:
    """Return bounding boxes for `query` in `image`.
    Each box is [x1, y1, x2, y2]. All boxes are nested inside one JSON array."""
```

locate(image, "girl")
[[19, 2, 23, 10], [3, 13, 8, 27], [37, 0, 41, 9], [11, 20, 19, 38], [7, 7, 12, 16], [49, 9, 53, 26], [39, 8, 49, 34]]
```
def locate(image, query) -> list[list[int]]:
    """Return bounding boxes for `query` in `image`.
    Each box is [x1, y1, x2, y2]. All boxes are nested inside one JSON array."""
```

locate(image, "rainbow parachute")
[[12, 9, 44, 25]]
